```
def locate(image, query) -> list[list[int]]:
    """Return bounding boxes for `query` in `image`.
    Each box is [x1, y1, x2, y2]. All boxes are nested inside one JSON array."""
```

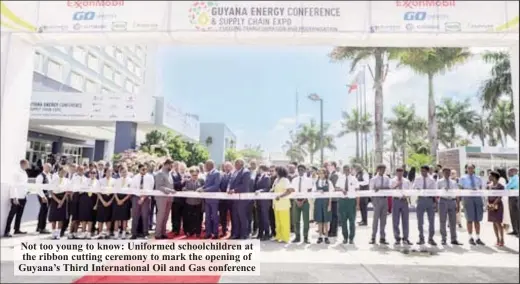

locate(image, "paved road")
[[1, 213, 518, 283]]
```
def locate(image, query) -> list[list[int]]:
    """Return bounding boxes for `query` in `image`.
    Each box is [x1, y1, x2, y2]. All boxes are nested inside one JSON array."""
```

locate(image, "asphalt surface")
[[1, 212, 519, 283]]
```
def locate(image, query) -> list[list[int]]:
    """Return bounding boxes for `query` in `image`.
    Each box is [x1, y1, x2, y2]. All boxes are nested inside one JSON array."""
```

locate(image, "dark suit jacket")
[[256, 174, 271, 192], [230, 168, 251, 194], [220, 172, 231, 192], [172, 172, 183, 191], [203, 170, 222, 193]]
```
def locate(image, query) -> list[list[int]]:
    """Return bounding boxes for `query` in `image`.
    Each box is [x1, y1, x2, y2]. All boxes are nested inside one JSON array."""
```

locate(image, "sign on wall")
[[30, 92, 137, 121], [161, 100, 200, 142]]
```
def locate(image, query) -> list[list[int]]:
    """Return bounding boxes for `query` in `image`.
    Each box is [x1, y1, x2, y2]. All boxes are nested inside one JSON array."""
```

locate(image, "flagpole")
[[362, 65, 369, 166], [355, 84, 360, 160]]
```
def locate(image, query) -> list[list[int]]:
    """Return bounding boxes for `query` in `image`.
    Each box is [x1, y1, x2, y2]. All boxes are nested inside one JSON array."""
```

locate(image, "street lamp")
[[308, 93, 324, 166]]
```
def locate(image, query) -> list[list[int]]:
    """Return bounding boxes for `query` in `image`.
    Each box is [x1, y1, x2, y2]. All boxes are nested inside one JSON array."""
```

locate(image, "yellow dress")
[[273, 177, 291, 243]]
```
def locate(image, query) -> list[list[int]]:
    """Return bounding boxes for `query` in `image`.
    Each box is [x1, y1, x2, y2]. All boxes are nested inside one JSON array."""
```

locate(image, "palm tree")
[[489, 100, 516, 146], [385, 103, 424, 161], [337, 109, 373, 160], [329, 47, 402, 164], [479, 51, 512, 110], [436, 98, 476, 148], [295, 119, 336, 165], [469, 114, 489, 147], [396, 48, 471, 157]]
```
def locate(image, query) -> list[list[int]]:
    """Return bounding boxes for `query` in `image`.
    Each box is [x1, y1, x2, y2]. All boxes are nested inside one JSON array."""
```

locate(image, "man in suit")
[[228, 159, 251, 239], [170, 161, 184, 235], [328, 161, 340, 238], [200, 160, 221, 239], [255, 165, 272, 241], [219, 162, 233, 237], [130, 164, 155, 239], [154, 159, 175, 239], [248, 160, 259, 236]]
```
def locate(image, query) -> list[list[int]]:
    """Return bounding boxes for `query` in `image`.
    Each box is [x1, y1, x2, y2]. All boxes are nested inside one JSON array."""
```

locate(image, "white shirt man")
[[337, 167, 360, 244], [4, 160, 30, 237], [437, 168, 462, 245], [337, 172, 360, 194], [390, 168, 412, 245], [290, 173, 314, 194], [131, 172, 155, 191], [35, 163, 52, 234], [412, 166, 438, 245]]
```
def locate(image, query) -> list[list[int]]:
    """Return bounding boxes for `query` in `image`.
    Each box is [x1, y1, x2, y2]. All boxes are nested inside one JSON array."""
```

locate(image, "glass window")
[[101, 87, 111, 94], [34, 52, 43, 73], [72, 47, 86, 64], [133, 85, 140, 94], [115, 48, 124, 65], [134, 65, 141, 77], [105, 45, 115, 56], [114, 72, 122, 86], [70, 72, 84, 91], [46, 60, 62, 82], [55, 46, 67, 54], [135, 46, 143, 59], [85, 79, 97, 92], [87, 53, 98, 71], [103, 64, 114, 80], [127, 59, 135, 72], [125, 80, 133, 93]]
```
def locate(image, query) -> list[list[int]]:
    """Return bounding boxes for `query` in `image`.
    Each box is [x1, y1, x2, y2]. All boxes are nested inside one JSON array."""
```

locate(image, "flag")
[[347, 69, 365, 94]]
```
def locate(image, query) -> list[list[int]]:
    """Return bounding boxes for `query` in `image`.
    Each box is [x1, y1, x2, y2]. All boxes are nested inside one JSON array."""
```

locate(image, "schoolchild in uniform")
[[69, 165, 86, 239], [48, 167, 69, 239], [77, 170, 98, 239], [113, 167, 132, 239], [96, 168, 115, 239], [313, 168, 334, 244]]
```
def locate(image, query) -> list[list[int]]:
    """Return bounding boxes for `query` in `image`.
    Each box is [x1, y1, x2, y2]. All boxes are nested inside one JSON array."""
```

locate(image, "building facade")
[[199, 123, 237, 166]]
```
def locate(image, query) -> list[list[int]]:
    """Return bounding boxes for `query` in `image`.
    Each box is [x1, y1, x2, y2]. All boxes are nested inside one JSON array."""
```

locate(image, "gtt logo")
[[404, 11, 427, 21], [72, 11, 96, 21]]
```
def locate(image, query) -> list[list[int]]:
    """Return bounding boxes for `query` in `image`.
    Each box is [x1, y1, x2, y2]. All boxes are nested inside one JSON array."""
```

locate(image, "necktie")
[[380, 176, 384, 189], [470, 175, 476, 190], [298, 177, 302, 193], [345, 176, 349, 192], [140, 175, 144, 189], [423, 177, 427, 189], [446, 179, 449, 189], [88, 180, 93, 196], [398, 179, 402, 189], [122, 177, 126, 187], [59, 177, 63, 185]]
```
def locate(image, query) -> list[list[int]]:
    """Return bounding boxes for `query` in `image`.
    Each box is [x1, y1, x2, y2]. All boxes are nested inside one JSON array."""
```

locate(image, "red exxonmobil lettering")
[[66, 1, 125, 9], [396, 1, 456, 8]]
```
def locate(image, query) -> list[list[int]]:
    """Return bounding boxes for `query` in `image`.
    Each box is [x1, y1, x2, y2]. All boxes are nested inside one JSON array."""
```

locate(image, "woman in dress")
[[496, 168, 511, 233], [96, 168, 115, 239], [69, 165, 87, 239], [272, 166, 292, 243], [77, 170, 98, 239], [487, 171, 505, 246], [112, 167, 132, 239], [48, 167, 69, 239], [313, 168, 334, 244]]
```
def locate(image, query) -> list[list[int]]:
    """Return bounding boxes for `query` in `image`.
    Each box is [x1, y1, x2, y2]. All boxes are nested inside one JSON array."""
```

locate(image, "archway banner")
[[1, 1, 518, 35]]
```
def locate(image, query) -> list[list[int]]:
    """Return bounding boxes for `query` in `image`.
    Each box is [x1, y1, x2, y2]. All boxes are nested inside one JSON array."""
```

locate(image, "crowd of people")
[[3, 158, 519, 248]]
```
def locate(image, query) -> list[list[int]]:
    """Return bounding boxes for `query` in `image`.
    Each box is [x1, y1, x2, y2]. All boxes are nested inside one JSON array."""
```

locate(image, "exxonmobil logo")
[[66, 1, 124, 9]]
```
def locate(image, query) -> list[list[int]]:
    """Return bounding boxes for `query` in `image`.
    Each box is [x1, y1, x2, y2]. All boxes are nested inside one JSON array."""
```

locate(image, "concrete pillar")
[[52, 140, 63, 154], [82, 147, 94, 162], [114, 121, 137, 154], [0, 35, 34, 235], [510, 43, 519, 148], [94, 140, 106, 161]]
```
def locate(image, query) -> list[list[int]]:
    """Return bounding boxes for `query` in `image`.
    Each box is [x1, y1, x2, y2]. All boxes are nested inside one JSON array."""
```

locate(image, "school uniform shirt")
[[273, 177, 292, 211], [114, 176, 130, 189], [336, 174, 360, 193], [289, 174, 313, 193], [10, 168, 29, 199], [72, 174, 89, 190], [100, 176, 115, 193], [312, 179, 335, 192], [390, 177, 412, 190], [412, 175, 437, 190], [437, 178, 458, 200], [35, 171, 52, 198], [131, 173, 155, 192], [50, 176, 69, 194], [369, 175, 391, 190]]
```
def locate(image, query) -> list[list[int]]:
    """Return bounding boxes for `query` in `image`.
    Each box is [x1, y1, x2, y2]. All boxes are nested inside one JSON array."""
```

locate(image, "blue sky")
[[157, 46, 504, 161]]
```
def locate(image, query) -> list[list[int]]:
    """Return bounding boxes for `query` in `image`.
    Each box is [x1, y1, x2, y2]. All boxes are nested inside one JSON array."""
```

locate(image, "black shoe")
[[342, 239, 348, 244], [13, 231, 26, 235], [212, 236, 219, 240], [469, 238, 476, 245], [507, 231, 518, 236], [358, 222, 367, 226], [231, 236, 240, 240], [457, 224, 462, 228], [476, 239, 485, 246], [349, 239, 354, 245], [369, 239, 376, 245], [402, 239, 412, 245], [395, 240, 401, 245], [317, 237, 323, 244], [380, 239, 389, 245], [39, 229, 51, 234], [291, 237, 301, 243], [324, 238, 330, 244], [451, 240, 463, 246], [204, 235, 212, 240], [303, 238, 310, 244], [260, 236, 269, 241], [3, 233, 12, 238], [417, 239, 425, 245], [130, 235, 137, 240], [441, 240, 447, 246], [428, 239, 437, 246]]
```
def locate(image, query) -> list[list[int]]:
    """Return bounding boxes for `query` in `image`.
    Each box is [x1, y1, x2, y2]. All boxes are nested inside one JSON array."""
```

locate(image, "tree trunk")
[[355, 130, 360, 159], [401, 129, 406, 167], [364, 132, 369, 167], [427, 73, 438, 159], [373, 50, 385, 165]]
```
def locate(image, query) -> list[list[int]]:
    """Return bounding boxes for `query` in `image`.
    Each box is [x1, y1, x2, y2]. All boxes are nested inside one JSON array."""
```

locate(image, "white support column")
[[510, 43, 519, 149], [0, 34, 35, 235]]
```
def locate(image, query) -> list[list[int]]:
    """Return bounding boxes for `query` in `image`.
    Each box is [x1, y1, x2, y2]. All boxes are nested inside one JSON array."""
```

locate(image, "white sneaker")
[[85, 232, 91, 239], [121, 231, 126, 239]]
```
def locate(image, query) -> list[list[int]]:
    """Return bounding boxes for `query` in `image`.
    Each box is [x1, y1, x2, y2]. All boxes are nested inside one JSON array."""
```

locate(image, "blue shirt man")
[[458, 164, 485, 246], [506, 167, 519, 235]]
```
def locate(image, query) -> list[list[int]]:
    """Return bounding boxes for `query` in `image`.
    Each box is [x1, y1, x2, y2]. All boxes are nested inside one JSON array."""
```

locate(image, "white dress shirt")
[[71, 174, 89, 189], [289, 174, 313, 193], [437, 178, 458, 199], [49, 176, 70, 195], [390, 177, 412, 190], [369, 175, 391, 191], [35, 171, 52, 198], [357, 172, 370, 186], [337, 174, 360, 193], [131, 173, 155, 191], [10, 168, 29, 199], [412, 175, 438, 190], [312, 179, 335, 192]]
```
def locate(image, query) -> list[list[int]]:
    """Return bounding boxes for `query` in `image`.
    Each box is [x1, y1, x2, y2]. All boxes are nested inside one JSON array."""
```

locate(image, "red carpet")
[[75, 223, 230, 284]]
